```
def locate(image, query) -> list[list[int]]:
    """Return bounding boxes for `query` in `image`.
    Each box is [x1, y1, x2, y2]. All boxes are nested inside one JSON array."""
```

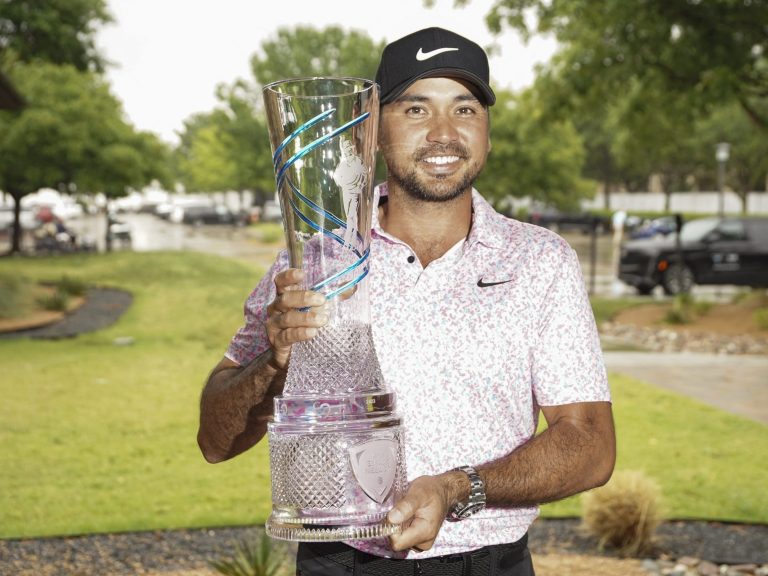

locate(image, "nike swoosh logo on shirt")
[[416, 47, 460, 61], [477, 278, 513, 288]]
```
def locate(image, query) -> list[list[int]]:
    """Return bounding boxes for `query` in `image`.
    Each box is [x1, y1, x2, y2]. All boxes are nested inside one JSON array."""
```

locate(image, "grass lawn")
[[0, 251, 766, 540]]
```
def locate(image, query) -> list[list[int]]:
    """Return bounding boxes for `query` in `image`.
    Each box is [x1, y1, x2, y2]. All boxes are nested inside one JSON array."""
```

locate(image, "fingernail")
[[306, 328, 318, 338], [315, 314, 329, 324], [388, 509, 403, 524]]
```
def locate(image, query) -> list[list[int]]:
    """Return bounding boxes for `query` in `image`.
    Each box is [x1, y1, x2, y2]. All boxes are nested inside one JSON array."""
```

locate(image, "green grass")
[[0, 252, 766, 540], [541, 374, 768, 521], [0, 252, 273, 539], [589, 296, 649, 325]]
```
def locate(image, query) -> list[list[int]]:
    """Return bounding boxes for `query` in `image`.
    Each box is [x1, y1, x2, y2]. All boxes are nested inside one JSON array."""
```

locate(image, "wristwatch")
[[447, 465, 486, 521]]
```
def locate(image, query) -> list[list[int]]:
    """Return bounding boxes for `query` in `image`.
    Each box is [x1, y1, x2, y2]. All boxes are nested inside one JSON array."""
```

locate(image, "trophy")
[[262, 77, 407, 542]]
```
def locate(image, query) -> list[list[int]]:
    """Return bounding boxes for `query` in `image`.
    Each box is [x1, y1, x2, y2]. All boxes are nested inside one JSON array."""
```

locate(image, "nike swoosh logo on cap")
[[416, 47, 459, 61]]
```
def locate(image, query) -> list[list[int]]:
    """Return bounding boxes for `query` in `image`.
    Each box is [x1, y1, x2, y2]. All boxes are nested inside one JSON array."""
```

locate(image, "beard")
[[385, 144, 483, 203]]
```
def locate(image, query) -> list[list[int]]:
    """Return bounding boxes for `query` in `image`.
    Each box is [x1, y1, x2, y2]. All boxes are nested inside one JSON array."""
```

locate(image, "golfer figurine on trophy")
[[262, 77, 407, 542]]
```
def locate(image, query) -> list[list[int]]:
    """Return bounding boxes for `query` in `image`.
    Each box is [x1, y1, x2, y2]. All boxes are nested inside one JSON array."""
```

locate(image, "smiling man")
[[198, 27, 615, 576]]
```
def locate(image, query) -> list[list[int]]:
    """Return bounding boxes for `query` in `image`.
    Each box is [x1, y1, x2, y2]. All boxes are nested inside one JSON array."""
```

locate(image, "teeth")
[[424, 156, 459, 165]]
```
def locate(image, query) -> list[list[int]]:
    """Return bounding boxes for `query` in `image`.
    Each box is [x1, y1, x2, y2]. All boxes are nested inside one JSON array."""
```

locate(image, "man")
[[198, 27, 615, 575]]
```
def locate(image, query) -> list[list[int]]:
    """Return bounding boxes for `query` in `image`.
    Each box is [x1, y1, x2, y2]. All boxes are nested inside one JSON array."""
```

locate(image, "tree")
[[465, 0, 768, 128], [691, 101, 768, 212], [0, 61, 170, 253], [477, 88, 594, 212], [177, 26, 386, 209], [250, 26, 384, 85], [0, 0, 112, 71]]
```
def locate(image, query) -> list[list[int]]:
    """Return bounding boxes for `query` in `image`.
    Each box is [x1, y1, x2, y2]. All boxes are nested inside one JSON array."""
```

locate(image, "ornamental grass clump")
[[581, 470, 663, 557], [209, 534, 287, 576]]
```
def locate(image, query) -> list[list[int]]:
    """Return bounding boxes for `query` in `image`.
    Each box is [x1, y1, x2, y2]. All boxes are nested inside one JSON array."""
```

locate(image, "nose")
[[426, 113, 459, 144]]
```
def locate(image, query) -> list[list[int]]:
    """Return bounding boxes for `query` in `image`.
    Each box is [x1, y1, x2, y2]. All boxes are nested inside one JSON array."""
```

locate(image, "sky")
[[96, 0, 558, 145]]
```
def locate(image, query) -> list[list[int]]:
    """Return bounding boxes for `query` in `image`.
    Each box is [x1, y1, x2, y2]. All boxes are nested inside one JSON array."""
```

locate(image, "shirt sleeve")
[[225, 251, 289, 366], [530, 242, 610, 406]]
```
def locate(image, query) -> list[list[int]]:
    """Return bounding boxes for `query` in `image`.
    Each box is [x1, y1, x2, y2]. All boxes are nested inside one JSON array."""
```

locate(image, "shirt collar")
[[372, 182, 510, 251]]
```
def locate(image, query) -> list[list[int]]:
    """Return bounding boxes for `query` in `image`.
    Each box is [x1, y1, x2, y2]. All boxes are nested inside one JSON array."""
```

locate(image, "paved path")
[[603, 351, 768, 424]]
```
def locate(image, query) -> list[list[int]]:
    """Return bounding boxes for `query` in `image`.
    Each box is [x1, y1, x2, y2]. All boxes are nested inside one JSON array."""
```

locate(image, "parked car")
[[629, 216, 679, 240], [618, 217, 768, 295], [180, 204, 238, 226], [259, 200, 283, 223], [528, 208, 611, 235]]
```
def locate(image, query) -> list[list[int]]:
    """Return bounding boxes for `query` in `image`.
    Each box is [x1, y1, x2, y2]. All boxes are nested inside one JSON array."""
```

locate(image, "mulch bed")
[[0, 287, 133, 340]]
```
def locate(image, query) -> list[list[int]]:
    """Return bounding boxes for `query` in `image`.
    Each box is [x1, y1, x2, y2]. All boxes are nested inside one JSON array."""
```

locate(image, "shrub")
[[254, 222, 285, 245], [36, 289, 70, 312], [664, 293, 709, 325], [0, 273, 23, 318], [209, 534, 286, 576], [581, 470, 663, 557], [55, 275, 87, 297], [754, 308, 768, 331]]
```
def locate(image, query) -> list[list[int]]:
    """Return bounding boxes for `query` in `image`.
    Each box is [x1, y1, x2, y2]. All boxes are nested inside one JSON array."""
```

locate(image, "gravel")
[[1, 520, 766, 576]]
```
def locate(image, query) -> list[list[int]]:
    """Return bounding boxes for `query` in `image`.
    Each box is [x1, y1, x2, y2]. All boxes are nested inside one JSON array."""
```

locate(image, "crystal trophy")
[[262, 77, 407, 542]]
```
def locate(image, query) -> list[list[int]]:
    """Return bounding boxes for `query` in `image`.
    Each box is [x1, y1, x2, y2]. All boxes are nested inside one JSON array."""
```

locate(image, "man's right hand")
[[265, 268, 328, 372]]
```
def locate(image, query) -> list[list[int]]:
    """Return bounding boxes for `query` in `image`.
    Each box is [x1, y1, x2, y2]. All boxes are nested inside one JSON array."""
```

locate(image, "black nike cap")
[[375, 27, 496, 106]]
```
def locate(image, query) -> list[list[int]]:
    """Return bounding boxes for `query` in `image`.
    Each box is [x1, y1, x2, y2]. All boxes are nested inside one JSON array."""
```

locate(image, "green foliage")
[[55, 275, 87, 297], [250, 26, 384, 86], [664, 293, 710, 325], [754, 308, 768, 331], [252, 223, 285, 244], [478, 89, 595, 210], [176, 26, 384, 203], [0, 0, 112, 72], [36, 288, 69, 312], [209, 535, 285, 576], [480, 0, 768, 128], [0, 61, 172, 252], [589, 296, 648, 326], [0, 272, 23, 317]]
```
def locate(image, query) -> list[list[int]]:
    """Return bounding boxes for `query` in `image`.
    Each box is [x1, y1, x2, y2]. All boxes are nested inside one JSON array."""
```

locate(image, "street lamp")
[[716, 142, 730, 217]]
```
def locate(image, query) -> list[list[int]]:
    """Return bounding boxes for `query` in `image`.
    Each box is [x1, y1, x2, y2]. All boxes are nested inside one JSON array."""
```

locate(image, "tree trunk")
[[603, 179, 612, 211], [8, 190, 25, 255], [105, 210, 113, 253]]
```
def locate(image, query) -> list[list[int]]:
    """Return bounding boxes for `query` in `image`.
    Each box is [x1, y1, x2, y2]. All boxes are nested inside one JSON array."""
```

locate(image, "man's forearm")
[[197, 350, 286, 463], [479, 402, 615, 508]]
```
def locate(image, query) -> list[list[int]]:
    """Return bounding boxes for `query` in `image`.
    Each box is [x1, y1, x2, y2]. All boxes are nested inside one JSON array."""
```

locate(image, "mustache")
[[413, 144, 469, 161]]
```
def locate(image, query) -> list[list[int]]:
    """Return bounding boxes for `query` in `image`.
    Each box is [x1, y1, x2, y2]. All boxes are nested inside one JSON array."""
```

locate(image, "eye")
[[456, 105, 478, 116], [405, 105, 427, 117]]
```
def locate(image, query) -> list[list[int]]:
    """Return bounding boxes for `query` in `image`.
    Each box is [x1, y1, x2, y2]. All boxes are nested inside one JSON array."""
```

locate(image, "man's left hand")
[[387, 474, 455, 552]]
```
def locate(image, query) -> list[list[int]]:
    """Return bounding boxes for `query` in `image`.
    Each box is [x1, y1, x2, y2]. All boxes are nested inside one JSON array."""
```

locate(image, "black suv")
[[618, 217, 768, 295]]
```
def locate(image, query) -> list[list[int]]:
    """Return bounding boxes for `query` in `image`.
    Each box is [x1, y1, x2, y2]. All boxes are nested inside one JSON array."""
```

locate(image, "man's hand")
[[265, 268, 328, 371], [387, 472, 466, 552]]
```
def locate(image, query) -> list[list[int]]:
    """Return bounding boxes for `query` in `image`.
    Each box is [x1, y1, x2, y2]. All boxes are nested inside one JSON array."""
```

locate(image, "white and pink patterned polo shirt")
[[226, 183, 610, 559]]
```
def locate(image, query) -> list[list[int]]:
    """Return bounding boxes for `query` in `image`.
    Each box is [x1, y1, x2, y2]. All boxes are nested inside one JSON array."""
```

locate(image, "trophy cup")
[[262, 77, 407, 542]]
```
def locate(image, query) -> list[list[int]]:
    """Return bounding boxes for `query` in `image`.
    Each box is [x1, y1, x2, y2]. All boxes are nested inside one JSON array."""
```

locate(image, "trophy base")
[[266, 516, 401, 542]]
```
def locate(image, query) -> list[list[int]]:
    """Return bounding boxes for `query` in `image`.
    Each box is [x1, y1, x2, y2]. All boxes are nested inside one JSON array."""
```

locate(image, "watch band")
[[447, 465, 486, 521]]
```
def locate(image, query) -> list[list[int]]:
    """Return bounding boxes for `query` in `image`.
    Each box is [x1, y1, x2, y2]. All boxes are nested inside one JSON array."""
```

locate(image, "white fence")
[[581, 190, 768, 214]]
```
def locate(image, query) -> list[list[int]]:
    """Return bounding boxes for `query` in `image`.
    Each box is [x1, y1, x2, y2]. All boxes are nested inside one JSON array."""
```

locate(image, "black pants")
[[296, 534, 535, 576]]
